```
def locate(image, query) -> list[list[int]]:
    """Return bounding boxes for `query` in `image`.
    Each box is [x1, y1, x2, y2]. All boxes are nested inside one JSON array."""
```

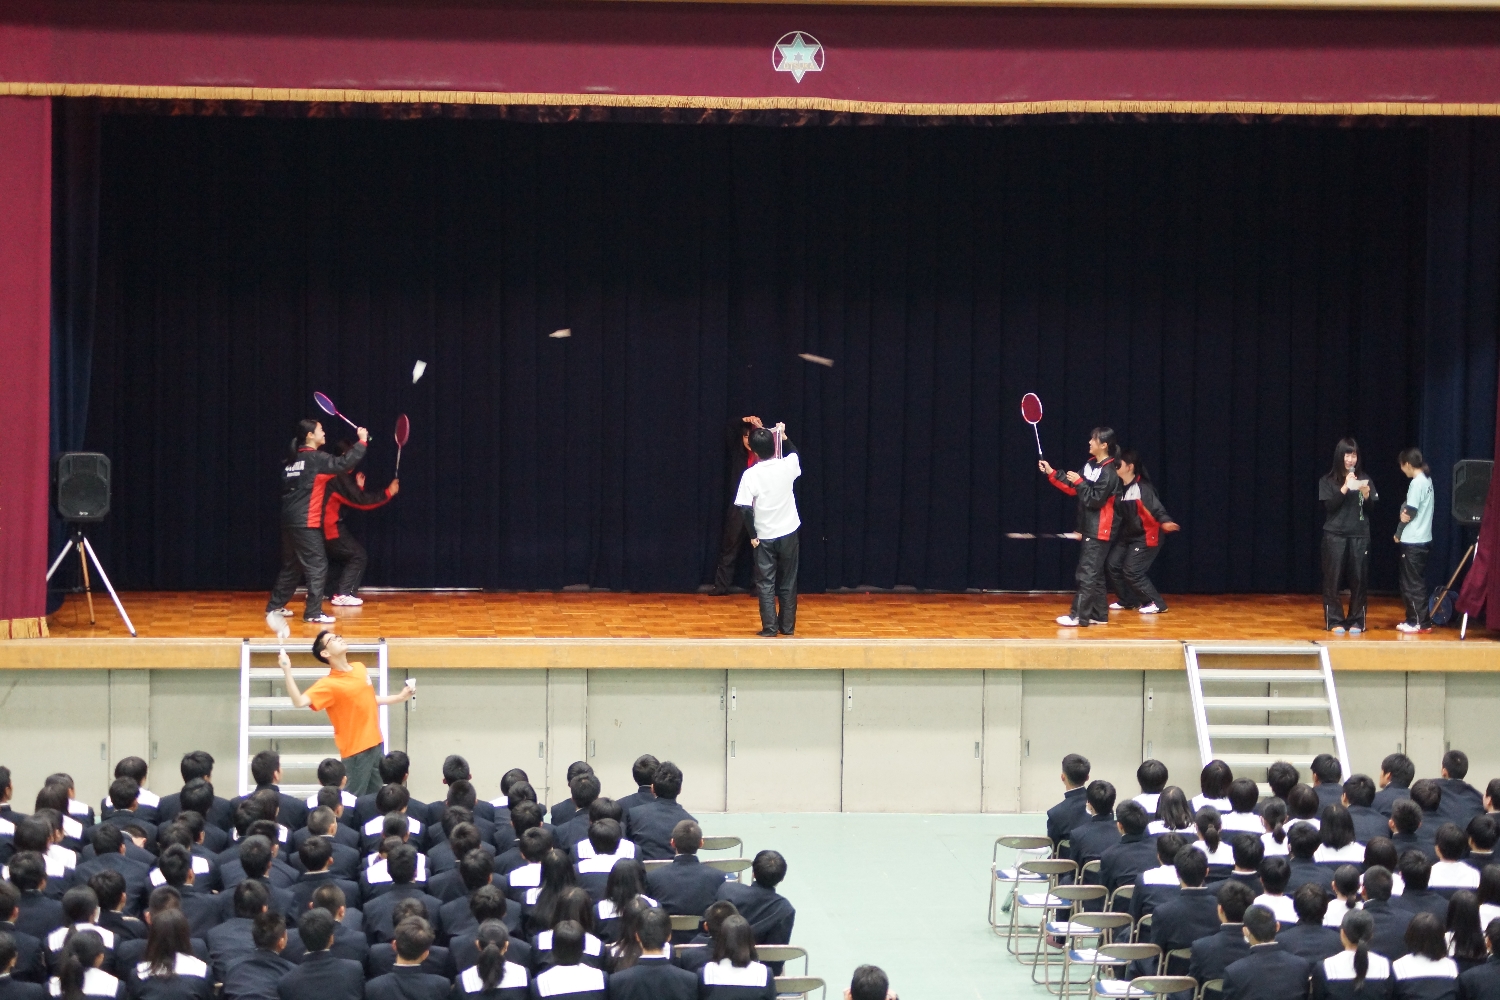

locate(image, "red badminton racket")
[[394, 414, 410, 475], [1021, 393, 1045, 457], [313, 391, 359, 432]]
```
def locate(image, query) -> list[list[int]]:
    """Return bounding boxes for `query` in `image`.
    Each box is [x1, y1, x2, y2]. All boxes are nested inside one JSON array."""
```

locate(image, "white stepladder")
[[238, 639, 389, 798], [1185, 643, 1351, 789]]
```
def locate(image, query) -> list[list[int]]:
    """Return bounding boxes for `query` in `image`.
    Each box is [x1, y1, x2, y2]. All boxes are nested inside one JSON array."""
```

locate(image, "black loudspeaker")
[[1453, 459, 1493, 525], [56, 452, 111, 522]]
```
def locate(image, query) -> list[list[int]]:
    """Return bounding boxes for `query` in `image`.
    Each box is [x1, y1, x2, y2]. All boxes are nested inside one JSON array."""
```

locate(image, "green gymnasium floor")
[[704, 813, 1051, 1000]]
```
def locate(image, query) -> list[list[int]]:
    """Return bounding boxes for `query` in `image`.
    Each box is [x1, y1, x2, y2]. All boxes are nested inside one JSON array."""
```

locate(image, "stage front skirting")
[[36, 107, 1493, 599]]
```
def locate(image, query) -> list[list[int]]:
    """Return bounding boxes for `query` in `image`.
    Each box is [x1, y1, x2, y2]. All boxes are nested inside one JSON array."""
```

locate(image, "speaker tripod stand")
[[46, 527, 136, 637]]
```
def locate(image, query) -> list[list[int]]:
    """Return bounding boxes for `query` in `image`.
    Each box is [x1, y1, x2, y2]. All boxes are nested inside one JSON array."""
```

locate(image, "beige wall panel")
[[147, 670, 239, 798], [1444, 673, 1500, 785], [1333, 672, 1408, 778], [1405, 673, 1447, 780], [586, 670, 726, 812], [545, 670, 589, 808], [1020, 671, 1143, 813], [982, 670, 1023, 813], [0, 671, 112, 805], [404, 669, 548, 805], [841, 669, 983, 813], [1141, 670, 1202, 794], [725, 670, 842, 812]]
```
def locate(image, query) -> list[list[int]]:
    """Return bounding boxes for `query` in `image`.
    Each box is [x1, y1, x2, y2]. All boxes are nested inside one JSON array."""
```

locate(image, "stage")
[[8, 590, 1496, 673]]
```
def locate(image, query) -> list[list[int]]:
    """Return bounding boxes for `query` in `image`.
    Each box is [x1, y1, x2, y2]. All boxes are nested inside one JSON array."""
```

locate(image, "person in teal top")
[[1395, 447, 1435, 633]]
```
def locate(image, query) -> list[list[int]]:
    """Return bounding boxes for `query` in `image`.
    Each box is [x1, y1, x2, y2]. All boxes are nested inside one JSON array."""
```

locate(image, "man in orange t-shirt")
[[278, 631, 414, 796]]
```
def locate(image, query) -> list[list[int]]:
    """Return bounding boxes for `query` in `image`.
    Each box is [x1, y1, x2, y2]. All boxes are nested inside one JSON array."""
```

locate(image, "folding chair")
[[1163, 948, 1192, 977], [675, 943, 709, 964], [774, 977, 827, 999], [1093, 976, 1197, 999], [707, 858, 753, 881], [1082, 942, 1161, 999], [701, 835, 743, 856], [1032, 885, 1108, 986], [990, 835, 1054, 928], [642, 859, 673, 872], [1051, 911, 1133, 998], [1006, 859, 1078, 955], [670, 915, 701, 933], [757, 945, 810, 976], [1133, 913, 1152, 945], [1107, 884, 1134, 914], [1196, 979, 1224, 1000]]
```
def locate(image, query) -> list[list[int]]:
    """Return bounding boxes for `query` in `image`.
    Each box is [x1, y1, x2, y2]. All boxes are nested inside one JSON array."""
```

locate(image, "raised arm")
[[277, 651, 312, 709]]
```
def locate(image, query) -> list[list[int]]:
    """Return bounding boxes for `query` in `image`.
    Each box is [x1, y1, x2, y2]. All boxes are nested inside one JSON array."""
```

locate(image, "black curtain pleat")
[[66, 114, 1499, 595]]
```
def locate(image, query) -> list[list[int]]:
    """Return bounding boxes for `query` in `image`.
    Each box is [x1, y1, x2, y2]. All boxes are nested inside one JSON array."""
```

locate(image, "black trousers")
[[753, 530, 799, 633], [267, 526, 329, 619], [1106, 539, 1166, 611], [325, 533, 369, 596], [1321, 533, 1370, 629], [713, 504, 749, 590], [1398, 542, 1432, 627], [1069, 537, 1110, 623]]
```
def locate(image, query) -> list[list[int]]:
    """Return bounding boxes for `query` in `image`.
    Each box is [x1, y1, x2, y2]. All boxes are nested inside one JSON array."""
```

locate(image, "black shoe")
[[706, 586, 729, 596], [756, 628, 777, 637], [779, 629, 795, 636]]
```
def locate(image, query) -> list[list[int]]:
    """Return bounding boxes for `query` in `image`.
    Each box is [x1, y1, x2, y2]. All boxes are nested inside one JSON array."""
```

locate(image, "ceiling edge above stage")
[[6, 82, 1500, 117]]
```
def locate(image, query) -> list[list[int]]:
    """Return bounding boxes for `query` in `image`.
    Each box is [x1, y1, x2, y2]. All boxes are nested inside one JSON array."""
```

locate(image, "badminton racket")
[[1021, 393, 1045, 457], [1005, 532, 1083, 540], [394, 414, 410, 475], [265, 610, 290, 654], [313, 391, 359, 432]]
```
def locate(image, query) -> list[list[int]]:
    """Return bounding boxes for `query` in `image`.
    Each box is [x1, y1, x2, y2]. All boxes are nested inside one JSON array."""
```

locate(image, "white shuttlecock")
[[549, 329, 572, 339], [1005, 532, 1036, 540], [798, 353, 834, 367], [412, 360, 427, 383]]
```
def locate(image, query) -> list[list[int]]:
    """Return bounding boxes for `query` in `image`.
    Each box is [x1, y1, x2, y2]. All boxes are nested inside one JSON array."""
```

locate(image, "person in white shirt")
[[1394, 448, 1435, 633], [734, 423, 802, 637]]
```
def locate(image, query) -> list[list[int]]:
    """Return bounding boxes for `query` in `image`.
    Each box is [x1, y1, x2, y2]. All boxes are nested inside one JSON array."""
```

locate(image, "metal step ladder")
[[238, 640, 389, 797], [1185, 644, 1350, 783]]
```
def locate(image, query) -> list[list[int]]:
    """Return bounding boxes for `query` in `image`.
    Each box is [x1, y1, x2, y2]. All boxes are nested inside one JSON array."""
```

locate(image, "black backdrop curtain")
[[64, 112, 1500, 594]]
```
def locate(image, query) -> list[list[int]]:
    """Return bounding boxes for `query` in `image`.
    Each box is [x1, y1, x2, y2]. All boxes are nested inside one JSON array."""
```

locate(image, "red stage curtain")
[[1457, 361, 1500, 625], [0, 96, 51, 629]]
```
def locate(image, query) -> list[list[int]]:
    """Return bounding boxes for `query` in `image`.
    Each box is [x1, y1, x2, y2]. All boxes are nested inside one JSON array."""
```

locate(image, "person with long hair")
[[1316, 806, 1365, 866], [1193, 807, 1234, 870], [698, 915, 775, 999], [50, 930, 122, 1000], [452, 920, 529, 997], [1311, 909, 1392, 1000], [1394, 448, 1436, 633], [1193, 761, 1234, 813], [1444, 891, 1487, 973], [1320, 437, 1378, 633], [1040, 426, 1122, 628], [1393, 912, 1459, 998], [128, 908, 211, 999], [524, 850, 578, 937], [604, 897, 648, 973], [267, 418, 367, 624], [1147, 787, 1198, 841], [597, 861, 656, 946], [532, 888, 603, 973], [1105, 449, 1180, 616], [1260, 798, 1291, 857]]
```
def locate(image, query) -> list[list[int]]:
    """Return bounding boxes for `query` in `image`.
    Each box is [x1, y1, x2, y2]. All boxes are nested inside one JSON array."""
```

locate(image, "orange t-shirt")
[[304, 661, 383, 759]]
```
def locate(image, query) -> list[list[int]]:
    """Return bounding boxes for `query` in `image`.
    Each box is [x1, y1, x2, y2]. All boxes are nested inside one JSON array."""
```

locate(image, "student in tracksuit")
[[1040, 427, 1121, 628], [267, 419, 367, 624], [1319, 437, 1377, 633], [1106, 450, 1180, 616], [321, 460, 399, 608], [1394, 448, 1435, 634]]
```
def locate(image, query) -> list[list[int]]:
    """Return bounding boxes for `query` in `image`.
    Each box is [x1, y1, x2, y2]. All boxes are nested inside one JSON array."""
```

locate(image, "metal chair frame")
[[1081, 942, 1163, 999], [1051, 911, 1134, 999], [1006, 859, 1078, 957], [1031, 885, 1109, 987], [990, 835, 1055, 929]]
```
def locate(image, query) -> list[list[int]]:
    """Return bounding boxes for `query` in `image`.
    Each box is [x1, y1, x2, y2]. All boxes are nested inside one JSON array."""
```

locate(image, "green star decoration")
[[775, 32, 823, 84]]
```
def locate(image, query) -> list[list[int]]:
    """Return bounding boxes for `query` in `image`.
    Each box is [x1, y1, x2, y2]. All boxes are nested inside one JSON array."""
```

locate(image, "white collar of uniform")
[[702, 959, 770, 987], [1192, 841, 1234, 864], [508, 863, 542, 888], [68, 800, 91, 818], [534, 930, 601, 957], [1313, 844, 1365, 863], [365, 854, 426, 885], [1430, 861, 1481, 888], [149, 853, 210, 886], [535, 964, 605, 997], [365, 814, 421, 836], [44, 847, 76, 876], [232, 824, 288, 843], [1481, 903, 1500, 927], [460, 963, 528, 993], [525, 886, 542, 906], [1324, 949, 1390, 981], [49, 967, 121, 997], [1323, 898, 1354, 927], [1191, 795, 1231, 812], [0, 817, 11, 836], [1142, 865, 1178, 885], [1146, 821, 1191, 837], [597, 894, 658, 921], [576, 839, 636, 861], [1253, 894, 1296, 921], [577, 855, 619, 875], [1260, 833, 1288, 856], [1221, 812, 1262, 832], [136, 789, 160, 809], [48, 923, 114, 951], [62, 816, 84, 840], [307, 790, 358, 809], [1393, 954, 1459, 979], [1134, 793, 1160, 812], [136, 953, 208, 979]]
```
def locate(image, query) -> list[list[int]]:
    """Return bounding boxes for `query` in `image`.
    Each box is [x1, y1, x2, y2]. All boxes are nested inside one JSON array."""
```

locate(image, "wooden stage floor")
[[44, 589, 1485, 642]]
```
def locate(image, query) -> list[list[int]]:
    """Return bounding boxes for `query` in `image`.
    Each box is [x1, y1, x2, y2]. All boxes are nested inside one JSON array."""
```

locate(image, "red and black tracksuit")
[[1047, 457, 1120, 624], [1107, 478, 1174, 612], [323, 474, 395, 597], [267, 442, 365, 619]]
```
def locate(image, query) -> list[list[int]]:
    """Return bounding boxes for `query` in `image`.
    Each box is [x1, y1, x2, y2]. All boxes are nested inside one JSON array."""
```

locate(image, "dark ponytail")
[[475, 920, 509, 992], [1195, 806, 1222, 853], [1342, 909, 1375, 990], [1262, 799, 1288, 845], [58, 929, 106, 1000], [287, 419, 320, 464]]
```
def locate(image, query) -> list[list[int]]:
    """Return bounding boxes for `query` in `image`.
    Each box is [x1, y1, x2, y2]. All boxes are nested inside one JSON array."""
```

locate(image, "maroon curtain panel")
[[1457, 360, 1500, 624], [0, 96, 51, 623]]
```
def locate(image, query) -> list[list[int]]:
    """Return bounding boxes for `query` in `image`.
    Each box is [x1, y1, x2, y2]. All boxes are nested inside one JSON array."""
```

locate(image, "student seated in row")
[[1193, 807, 1234, 872], [1066, 781, 1121, 869], [1188, 880, 1256, 988], [1343, 775, 1391, 844], [1096, 801, 1155, 894], [1222, 779, 1264, 835], [277, 907, 365, 1000], [1277, 884, 1342, 964], [365, 917, 451, 1000], [697, 915, 775, 1000], [449, 919, 529, 999], [531, 920, 606, 999], [1360, 866, 1413, 960], [1311, 909, 1392, 1000], [604, 906, 693, 1000], [1220, 903, 1312, 1000], [1194, 761, 1234, 814], [1148, 846, 1219, 975], [1148, 788, 1197, 841], [1129, 834, 1189, 923], [1311, 755, 1347, 815], [645, 821, 724, 938], [1430, 824, 1481, 894], [1253, 856, 1296, 926], [1134, 760, 1168, 816], [1047, 755, 1091, 850], [366, 903, 452, 978]]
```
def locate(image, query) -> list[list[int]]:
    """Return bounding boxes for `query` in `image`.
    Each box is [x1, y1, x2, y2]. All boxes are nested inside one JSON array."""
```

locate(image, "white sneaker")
[[1108, 602, 1125, 611], [1396, 622, 1419, 633], [304, 613, 336, 624], [269, 607, 293, 617], [331, 594, 364, 606], [1348, 626, 1362, 634], [1138, 603, 1162, 615], [1056, 615, 1083, 627]]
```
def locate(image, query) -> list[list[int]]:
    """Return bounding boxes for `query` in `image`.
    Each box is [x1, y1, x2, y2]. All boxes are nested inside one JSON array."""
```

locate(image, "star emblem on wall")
[[772, 32, 825, 83]]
